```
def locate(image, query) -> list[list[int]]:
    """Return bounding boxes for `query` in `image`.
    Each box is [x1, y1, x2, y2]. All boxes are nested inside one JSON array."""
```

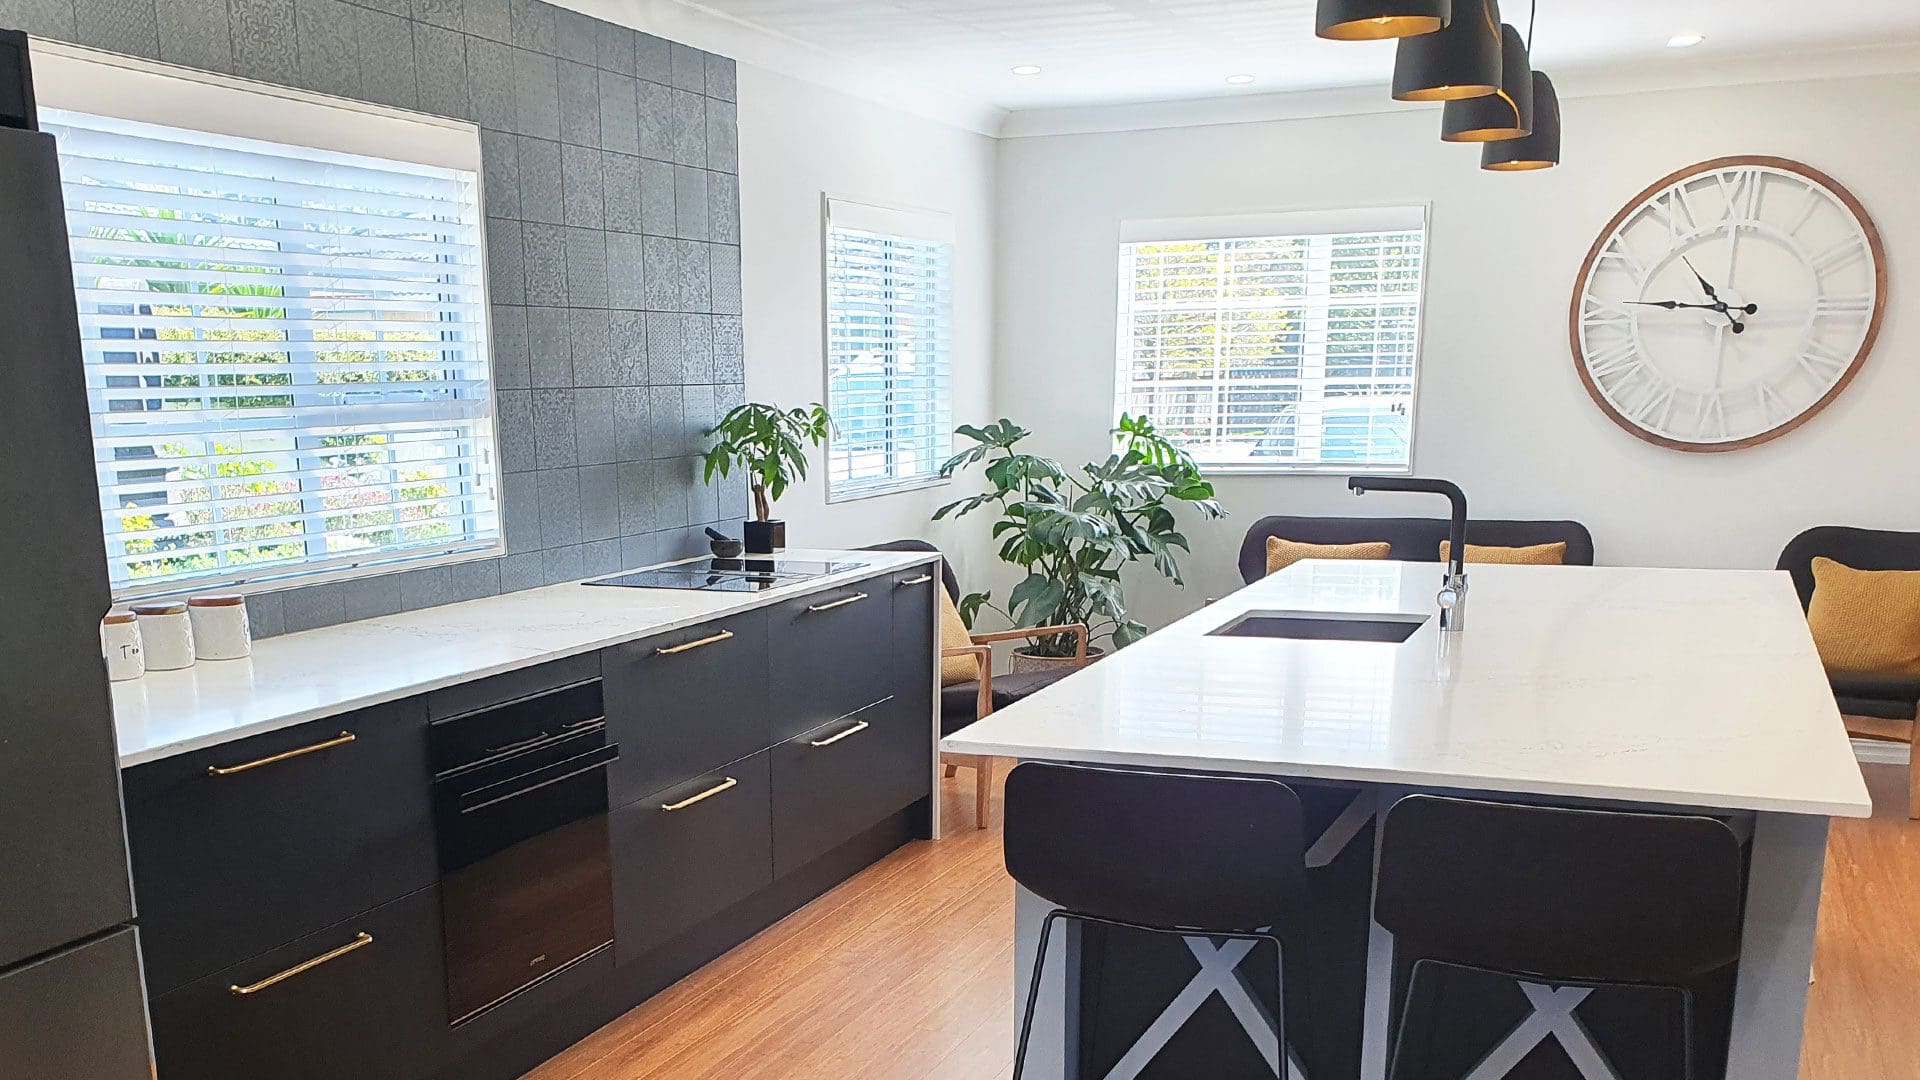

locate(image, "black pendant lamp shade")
[[1482, 71, 1560, 170], [1392, 0, 1502, 101], [1316, 0, 1450, 41], [1440, 24, 1532, 141]]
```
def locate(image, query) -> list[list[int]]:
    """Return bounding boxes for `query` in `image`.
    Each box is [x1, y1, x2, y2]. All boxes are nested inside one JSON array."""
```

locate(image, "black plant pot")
[[743, 519, 785, 554]]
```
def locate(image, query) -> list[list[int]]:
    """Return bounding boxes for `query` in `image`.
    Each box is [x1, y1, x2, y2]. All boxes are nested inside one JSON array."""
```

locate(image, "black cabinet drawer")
[[771, 698, 926, 878], [766, 576, 893, 743], [611, 749, 773, 965], [889, 564, 938, 718], [604, 611, 770, 809], [123, 700, 437, 996], [150, 886, 445, 1080]]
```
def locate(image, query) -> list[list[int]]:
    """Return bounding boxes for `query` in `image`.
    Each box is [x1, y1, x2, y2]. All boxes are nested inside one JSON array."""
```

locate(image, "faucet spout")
[[1346, 476, 1470, 631]]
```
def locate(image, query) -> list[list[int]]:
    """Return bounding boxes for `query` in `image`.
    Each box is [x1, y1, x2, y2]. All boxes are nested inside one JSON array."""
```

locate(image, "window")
[[824, 198, 954, 501], [35, 43, 497, 599], [1116, 207, 1427, 473]]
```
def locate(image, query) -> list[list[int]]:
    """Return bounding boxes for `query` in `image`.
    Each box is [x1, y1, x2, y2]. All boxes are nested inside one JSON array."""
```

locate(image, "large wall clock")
[[1570, 156, 1886, 451]]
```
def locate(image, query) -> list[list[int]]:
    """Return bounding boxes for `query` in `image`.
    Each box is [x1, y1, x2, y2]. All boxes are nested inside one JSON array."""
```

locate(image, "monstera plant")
[[933, 414, 1224, 658]]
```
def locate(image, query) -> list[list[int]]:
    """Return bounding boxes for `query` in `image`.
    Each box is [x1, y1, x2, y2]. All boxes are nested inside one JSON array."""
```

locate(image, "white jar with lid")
[[100, 611, 145, 681], [131, 601, 195, 671], [187, 594, 251, 660]]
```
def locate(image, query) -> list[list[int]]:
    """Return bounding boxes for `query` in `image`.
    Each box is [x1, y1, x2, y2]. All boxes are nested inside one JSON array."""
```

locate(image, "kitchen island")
[[942, 559, 1871, 1080]]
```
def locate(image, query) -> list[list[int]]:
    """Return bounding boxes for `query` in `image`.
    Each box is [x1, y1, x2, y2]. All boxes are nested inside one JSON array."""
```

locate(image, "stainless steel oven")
[[431, 678, 616, 1025]]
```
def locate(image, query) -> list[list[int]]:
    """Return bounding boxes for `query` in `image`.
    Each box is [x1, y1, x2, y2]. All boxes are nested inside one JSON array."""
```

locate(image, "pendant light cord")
[[1527, 0, 1537, 53]]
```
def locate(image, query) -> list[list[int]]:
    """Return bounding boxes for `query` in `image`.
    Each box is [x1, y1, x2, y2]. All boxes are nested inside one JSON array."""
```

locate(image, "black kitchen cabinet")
[[123, 700, 437, 996], [604, 611, 770, 809], [0, 928, 153, 1080], [771, 697, 928, 878], [611, 750, 774, 964], [766, 578, 894, 742], [150, 886, 446, 1080]]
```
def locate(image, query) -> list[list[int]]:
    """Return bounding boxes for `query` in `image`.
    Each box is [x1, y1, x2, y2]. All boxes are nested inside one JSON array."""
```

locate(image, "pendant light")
[[1391, 0, 1502, 101], [1439, 24, 1532, 141], [1482, 71, 1559, 169], [1316, 0, 1450, 41]]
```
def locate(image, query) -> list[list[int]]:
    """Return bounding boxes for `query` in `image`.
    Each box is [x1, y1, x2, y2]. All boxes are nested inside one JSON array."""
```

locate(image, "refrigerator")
[[0, 28, 156, 1079]]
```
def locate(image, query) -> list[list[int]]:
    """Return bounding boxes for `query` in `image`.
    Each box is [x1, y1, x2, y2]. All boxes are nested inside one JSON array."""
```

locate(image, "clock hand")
[[1626, 300, 1723, 311], [1681, 256, 1720, 300]]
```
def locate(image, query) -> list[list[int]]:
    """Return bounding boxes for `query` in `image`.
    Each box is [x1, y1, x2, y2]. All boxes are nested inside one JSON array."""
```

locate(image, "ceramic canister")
[[131, 601, 194, 671], [187, 594, 251, 660], [101, 610, 144, 681]]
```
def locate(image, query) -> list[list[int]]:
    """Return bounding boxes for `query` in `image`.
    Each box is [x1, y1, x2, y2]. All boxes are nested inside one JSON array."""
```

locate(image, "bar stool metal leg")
[[1013, 910, 1288, 1080]]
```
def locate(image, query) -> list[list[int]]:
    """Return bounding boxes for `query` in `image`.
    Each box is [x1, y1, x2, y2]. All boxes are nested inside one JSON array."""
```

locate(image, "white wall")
[[993, 73, 1920, 630], [736, 65, 998, 582]]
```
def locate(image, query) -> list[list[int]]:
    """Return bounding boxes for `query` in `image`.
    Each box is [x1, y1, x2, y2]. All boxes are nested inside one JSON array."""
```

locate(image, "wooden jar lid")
[[102, 611, 138, 625], [130, 601, 188, 616], [188, 594, 246, 608]]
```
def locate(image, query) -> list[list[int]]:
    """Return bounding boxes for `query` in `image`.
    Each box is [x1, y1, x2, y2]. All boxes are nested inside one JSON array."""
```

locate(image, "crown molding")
[[999, 42, 1920, 139], [550, 0, 1009, 137]]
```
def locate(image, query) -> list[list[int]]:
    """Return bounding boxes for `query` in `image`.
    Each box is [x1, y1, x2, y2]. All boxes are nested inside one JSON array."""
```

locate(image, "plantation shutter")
[[39, 75, 496, 599], [1117, 207, 1427, 472], [824, 198, 954, 500]]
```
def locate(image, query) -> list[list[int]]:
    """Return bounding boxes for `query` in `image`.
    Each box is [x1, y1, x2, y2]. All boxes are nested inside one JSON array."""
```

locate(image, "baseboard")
[[1853, 738, 1912, 766]]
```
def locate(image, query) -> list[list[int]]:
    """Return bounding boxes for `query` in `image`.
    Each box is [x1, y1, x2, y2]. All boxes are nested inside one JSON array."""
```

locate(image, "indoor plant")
[[933, 414, 1224, 664], [703, 402, 832, 553]]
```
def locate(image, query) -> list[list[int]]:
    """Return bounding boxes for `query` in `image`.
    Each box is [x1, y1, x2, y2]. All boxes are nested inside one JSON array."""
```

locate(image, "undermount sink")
[[1209, 610, 1429, 644]]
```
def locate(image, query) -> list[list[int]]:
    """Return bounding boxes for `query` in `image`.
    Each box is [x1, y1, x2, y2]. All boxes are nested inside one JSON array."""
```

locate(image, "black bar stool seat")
[[1002, 762, 1312, 1079], [1374, 795, 1746, 1080]]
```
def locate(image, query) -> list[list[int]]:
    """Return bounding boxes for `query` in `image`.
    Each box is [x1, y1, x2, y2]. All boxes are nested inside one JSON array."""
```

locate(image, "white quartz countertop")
[[941, 561, 1872, 818], [112, 549, 936, 768]]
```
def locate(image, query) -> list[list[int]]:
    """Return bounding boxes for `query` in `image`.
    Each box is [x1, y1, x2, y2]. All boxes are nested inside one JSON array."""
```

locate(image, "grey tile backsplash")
[[4, 0, 749, 636]]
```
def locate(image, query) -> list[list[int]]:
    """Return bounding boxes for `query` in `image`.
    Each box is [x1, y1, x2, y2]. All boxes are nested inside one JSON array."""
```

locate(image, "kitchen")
[[2, 1, 1919, 1078]]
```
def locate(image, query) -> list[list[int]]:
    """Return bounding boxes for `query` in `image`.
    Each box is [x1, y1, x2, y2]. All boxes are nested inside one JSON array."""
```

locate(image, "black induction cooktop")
[[585, 558, 868, 592]]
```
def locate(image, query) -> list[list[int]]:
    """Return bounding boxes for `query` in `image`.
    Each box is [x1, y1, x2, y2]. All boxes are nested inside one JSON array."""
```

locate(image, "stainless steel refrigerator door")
[[0, 927, 153, 1079], [0, 125, 138, 966]]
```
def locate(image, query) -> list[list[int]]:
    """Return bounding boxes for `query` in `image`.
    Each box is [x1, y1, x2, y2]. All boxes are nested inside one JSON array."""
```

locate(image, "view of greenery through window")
[[1117, 226, 1424, 470], [49, 108, 496, 596]]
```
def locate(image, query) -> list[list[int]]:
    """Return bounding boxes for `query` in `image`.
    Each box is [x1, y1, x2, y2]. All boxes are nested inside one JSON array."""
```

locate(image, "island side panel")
[[1726, 811, 1829, 1079]]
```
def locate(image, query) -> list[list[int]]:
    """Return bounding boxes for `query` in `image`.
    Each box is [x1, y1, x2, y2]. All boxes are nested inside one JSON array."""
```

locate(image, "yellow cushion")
[[1807, 557, 1920, 677], [1439, 541, 1567, 566], [1266, 537, 1391, 576], [937, 587, 982, 686]]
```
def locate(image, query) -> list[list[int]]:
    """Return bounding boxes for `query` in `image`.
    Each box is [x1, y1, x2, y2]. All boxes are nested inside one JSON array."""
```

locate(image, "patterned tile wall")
[[1, 0, 750, 635]]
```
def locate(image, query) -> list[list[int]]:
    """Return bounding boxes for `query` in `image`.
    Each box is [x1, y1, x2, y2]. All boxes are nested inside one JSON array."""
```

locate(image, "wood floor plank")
[[539, 758, 1915, 1079]]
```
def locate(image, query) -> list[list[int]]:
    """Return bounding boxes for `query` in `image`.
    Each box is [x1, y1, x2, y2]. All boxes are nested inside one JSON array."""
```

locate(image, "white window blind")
[[824, 198, 954, 501], [39, 59, 497, 599], [1116, 208, 1427, 473]]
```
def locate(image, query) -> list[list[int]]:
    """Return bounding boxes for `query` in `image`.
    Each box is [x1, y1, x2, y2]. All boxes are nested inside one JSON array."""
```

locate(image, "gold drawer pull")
[[806, 592, 868, 613], [662, 776, 738, 811], [655, 629, 734, 655], [207, 731, 355, 777], [809, 720, 870, 748], [897, 574, 934, 586], [483, 732, 548, 756], [559, 715, 605, 732], [228, 932, 373, 996]]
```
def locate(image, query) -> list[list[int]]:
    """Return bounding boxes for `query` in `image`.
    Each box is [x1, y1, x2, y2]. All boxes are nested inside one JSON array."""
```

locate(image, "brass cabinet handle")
[[655, 629, 734, 655], [207, 731, 355, 777], [483, 732, 548, 756], [228, 932, 372, 995], [897, 574, 934, 586], [559, 716, 605, 731], [662, 776, 738, 811], [809, 720, 870, 748], [806, 592, 868, 613]]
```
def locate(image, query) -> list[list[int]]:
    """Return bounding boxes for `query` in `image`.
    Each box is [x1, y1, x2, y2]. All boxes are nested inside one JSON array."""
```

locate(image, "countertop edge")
[[117, 552, 941, 769]]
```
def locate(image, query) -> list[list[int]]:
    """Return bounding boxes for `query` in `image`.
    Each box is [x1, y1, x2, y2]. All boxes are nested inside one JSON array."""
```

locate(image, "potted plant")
[[933, 414, 1224, 668], [703, 402, 832, 554]]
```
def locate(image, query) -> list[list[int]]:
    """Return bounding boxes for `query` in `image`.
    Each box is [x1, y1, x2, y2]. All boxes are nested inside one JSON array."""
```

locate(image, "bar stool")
[[1374, 795, 1746, 1080], [1004, 762, 1308, 1080]]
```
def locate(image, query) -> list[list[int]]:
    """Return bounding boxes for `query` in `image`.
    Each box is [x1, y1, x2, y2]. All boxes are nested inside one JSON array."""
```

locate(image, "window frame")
[[1113, 205, 1431, 477], [34, 41, 503, 602], [820, 195, 955, 505]]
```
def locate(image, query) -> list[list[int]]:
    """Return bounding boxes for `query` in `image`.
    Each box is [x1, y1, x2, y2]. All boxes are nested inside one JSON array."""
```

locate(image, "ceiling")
[[683, 0, 1920, 112]]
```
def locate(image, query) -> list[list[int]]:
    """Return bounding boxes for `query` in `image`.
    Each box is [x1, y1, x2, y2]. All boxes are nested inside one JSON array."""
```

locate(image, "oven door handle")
[[455, 744, 620, 815]]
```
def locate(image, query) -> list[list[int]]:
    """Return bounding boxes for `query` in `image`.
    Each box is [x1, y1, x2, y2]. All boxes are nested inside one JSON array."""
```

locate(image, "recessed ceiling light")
[[1666, 32, 1705, 49], [1010, 64, 1043, 76], [1225, 73, 1257, 85]]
